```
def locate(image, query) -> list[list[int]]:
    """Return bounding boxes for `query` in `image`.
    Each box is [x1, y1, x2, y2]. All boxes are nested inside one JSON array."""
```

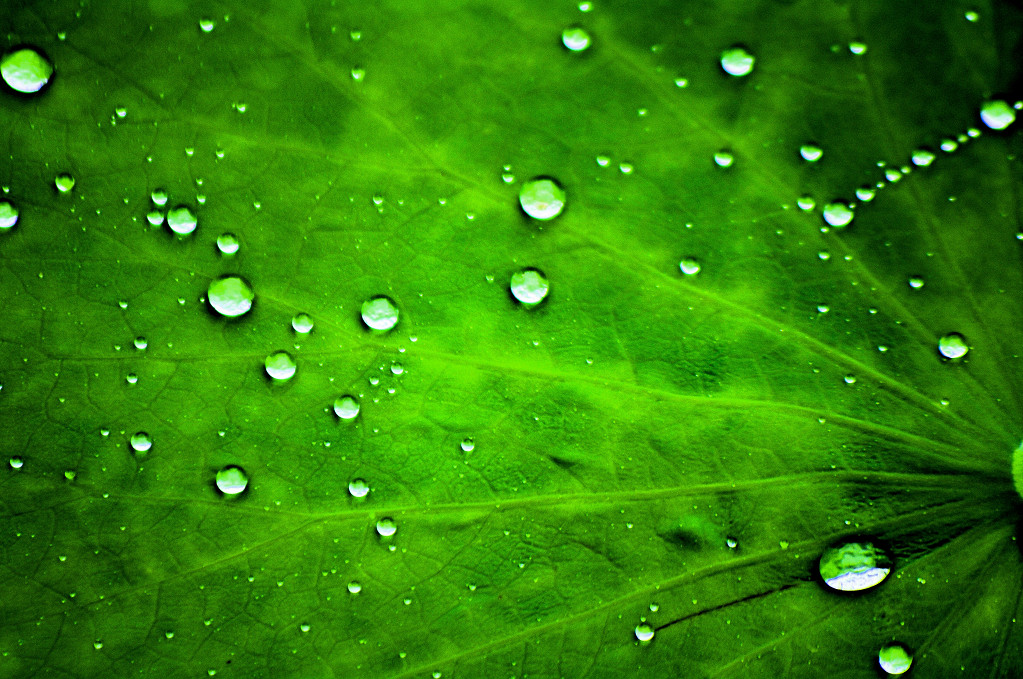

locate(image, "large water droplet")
[[130, 432, 152, 454], [150, 188, 169, 207], [510, 268, 549, 306], [347, 581, 362, 594], [519, 177, 566, 220], [679, 258, 701, 275], [562, 26, 591, 52], [911, 148, 935, 167], [265, 351, 297, 381], [376, 517, 397, 537], [938, 332, 969, 359], [10, 456, 24, 469], [818, 541, 892, 591], [1, 47, 53, 93], [460, 437, 475, 452], [822, 202, 854, 227], [878, 643, 913, 675], [908, 276, 924, 290], [167, 206, 197, 235], [0, 201, 19, 230], [208, 275, 254, 318], [980, 100, 1016, 130], [216, 465, 248, 495], [292, 312, 314, 334], [799, 144, 823, 162], [713, 150, 734, 167], [334, 395, 360, 420], [55, 173, 75, 193], [348, 478, 370, 498], [361, 295, 399, 331], [720, 46, 755, 76], [634, 623, 655, 642], [216, 232, 239, 256]]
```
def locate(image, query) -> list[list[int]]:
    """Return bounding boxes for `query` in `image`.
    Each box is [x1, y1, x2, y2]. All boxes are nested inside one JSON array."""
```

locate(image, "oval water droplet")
[[634, 623, 655, 642], [878, 643, 913, 675], [911, 148, 935, 167], [822, 202, 854, 228], [720, 46, 755, 76], [980, 100, 1016, 130], [9, 456, 24, 469], [292, 312, 314, 334], [376, 517, 397, 537], [855, 186, 876, 202], [134, 336, 147, 350], [146, 210, 164, 227], [797, 195, 816, 211], [216, 465, 248, 495], [150, 188, 168, 206], [679, 258, 701, 275], [908, 276, 924, 289], [265, 351, 297, 381], [199, 18, 216, 32], [347, 581, 362, 594], [166, 206, 197, 235], [130, 432, 152, 453], [713, 150, 734, 167], [460, 437, 475, 452], [848, 41, 868, 55], [1, 46, 53, 93], [519, 177, 566, 221], [55, 173, 75, 193], [216, 232, 239, 255], [334, 395, 360, 420], [510, 268, 549, 307], [361, 295, 399, 331], [562, 26, 591, 52], [938, 332, 969, 359], [348, 478, 370, 498], [799, 144, 823, 162], [208, 275, 254, 318], [0, 201, 19, 230], [818, 540, 892, 591]]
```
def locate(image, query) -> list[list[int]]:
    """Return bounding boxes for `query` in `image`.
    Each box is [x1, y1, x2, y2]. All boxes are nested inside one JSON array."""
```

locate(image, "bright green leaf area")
[[1, 1, 1021, 677]]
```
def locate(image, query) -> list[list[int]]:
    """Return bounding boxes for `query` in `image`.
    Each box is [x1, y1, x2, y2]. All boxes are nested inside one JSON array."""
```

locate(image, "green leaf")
[[1, 1, 1020, 677]]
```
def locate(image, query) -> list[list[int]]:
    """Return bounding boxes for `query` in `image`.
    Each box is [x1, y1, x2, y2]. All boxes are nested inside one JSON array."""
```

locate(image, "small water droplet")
[[797, 195, 816, 211], [510, 268, 549, 307], [817, 304, 829, 314], [1, 46, 54, 93], [884, 167, 903, 182], [878, 643, 913, 675], [720, 46, 755, 76], [125, 372, 138, 384], [389, 362, 403, 375], [216, 232, 239, 256], [578, 1, 593, 11], [911, 148, 935, 166], [9, 456, 24, 469], [726, 537, 738, 549], [361, 295, 399, 331], [265, 350, 297, 381], [291, 312, 314, 334], [799, 144, 823, 162], [164, 631, 174, 639], [674, 77, 689, 88], [822, 202, 854, 227], [908, 276, 924, 289], [376, 517, 397, 537], [939, 138, 958, 152], [216, 465, 248, 495], [562, 26, 591, 52], [460, 437, 475, 452], [0, 201, 19, 230], [519, 177, 566, 220], [980, 99, 1015, 130], [199, 18, 215, 32], [146, 210, 165, 227], [634, 623, 655, 642], [679, 258, 701, 275], [713, 150, 734, 168], [299, 623, 311, 633], [130, 432, 152, 453], [843, 374, 856, 384], [819, 540, 892, 591], [134, 336, 147, 351], [347, 580, 362, 594], [848, 41, 867, 55], [166, 206, 197, 235], [334, 395, 360, 420], [55, 173, 75, 193], [855, 186, 875, 202], [618, 161, 634, 174], [348, 478, 370, 498], [595, 154, 611, 167], [938, 332, 969, 359], [207, 275, 254, 317], [93, 640, 103, 650], [351, 67, 365, 81]]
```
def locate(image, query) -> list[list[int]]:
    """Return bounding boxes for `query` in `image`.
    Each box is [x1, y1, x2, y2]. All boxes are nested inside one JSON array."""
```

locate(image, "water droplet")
[[848, 41, 868, 55], [347, 580, 362, 594], [390, 362, 404, 376], [578, 1, 592, 11], [679, 258, 701, 275], [146, 210, 164, 227], [460, 437, 475, 452], [797, 195, 816, 211], [822, 202, 854, 227], [911, 148, 935, 167], [618, 161, 634, 174], [0, 201, 19, 230], [674, 77, 689, 88], [376, 517, 397, 537], [595, 154, 610, 167], [980, 100, 1015, 130], [562, 26, 591, 52], [216, 465, 248, 495], [634, 623, 655, 642], [265, 350, 297, 381], [518, 177, 566, 221], [817, 304, 829, 314], [940, 138, 958, 152], [884, 167, 903, 182], [291, 313, 314, 334], [130, 432, 152, 453], [207, 275, 254, 318], [510, 268, 549, 306], [125, 372, 138, 384], [216, 232, 239, 256], [713, 150, 734, 167], [55, 173, 75, 193], [819, 540, 892, 591], [299, 623, 311, 633], [134, 336, 147, 351], [855, 186, 875, 202], [9, 456, 24, 469], [726, 537, 738, 549], [908, 276, 924, 289], [799, 144, 823, 162], [166, 206, 197, 235], [0, 47, 53, 93], [348, 478, 370, 498], [361, 295, 399, 331], [350, 67, 365, 81], [878, 643, 913, 674], [114, 106, 127, 118], [720, 46, 755, 76], [334, 395, 360, 420], [93, 641, 103, 650], [843, 374, 856, 384], [164, 631, 174, 639], [938, 332, 969, 359], [199, 18, 215, 32]]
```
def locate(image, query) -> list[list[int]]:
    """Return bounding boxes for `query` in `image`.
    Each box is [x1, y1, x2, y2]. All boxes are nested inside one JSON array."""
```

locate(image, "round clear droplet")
[[10, 456, 24, 469], [980, 100, 1016, 130], [347, 581, 362, 594], [911, 148, 935, 167], [908, 276, 924, 289], [519, 177, 566, 220], [797, 195, 816, 211], [150, 189, 168, 206], [361, 295, 399, 331], [292, 313, 314, 334], [822, 202, 854, 227], [634, 623, 655, 642], [216, 465, 248, 495], [938, 332, 969, 359], [55, 173, 75, 193], [848, 41, 868, 55], [0, 201, 19, 230], [265, 350, 297, 380], [799, 144, 823, 162], [713, 151, 734, 167], [199, 18, 216, 32], [376, 517, 397, 537], [130, 432, 152, 453], [1, 47, 53, 93], [334, 395, 360, 420], [819, 541, 892, 591], [562, 26, 591, 51], [460, 437, 475, 452], [348, 478, 370, 498], [208, 275, 254, 318], [134, 336, 147, 350], [217, 232, 239, 255], [167, 206, 197, 235], [679, 258, 701, 275], [720, 46, 755, 76], [510, 268, 549, 306], [146, 210, 164, 227], [855, 186, 876, 202], [878, 643, 913, 675]]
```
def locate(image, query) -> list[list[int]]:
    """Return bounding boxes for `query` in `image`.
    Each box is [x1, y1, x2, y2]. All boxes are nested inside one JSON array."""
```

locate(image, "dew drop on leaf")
[[908, 276, 925, 289], [519, 177, 566, 220], [9, 456, 24, 469], [125, 372, 138, 384], [720, 46, 755, 76], [0, 201, 19, 230], [151, 189, 168, 206], [207, 275, 254, 318], [878, 643, 913, 674], [938, 332, 969, 359], [848, 41, 868, 54], [818, 541, 892, 591], [0, 47, 53, 93], [199, 18, 215, 32], [299, 623, 311, 633], [361, 295, 399, 331], [334, 395, 360, 420], [376, 517, 397, 537], [799, 144, 823, 162], [130, 432, 152, 453], [216, 232, 239, 256], [911, 148, 935, 166], [291, 313, 314, 334], [265, 351, 297, 381], [979, 100, 1016, 130], [713, 150, 734, 167], [595, 154, 610, 167], [510, 268, 550, 306], [347, 581, 362, 594], [351, 67, 365, 81], [562, 26, 591, 52], [390, 362, 403, 375], [634, 623, 655, 642], [55, 173, 75, 193], [855, 186, 875, 202], [166, 206, 197, 235], [822, 202, 854, 227], [134, 336, 147, 351], [216, 465, 248, 495], [460, 437, 475, 452], [797, 195, 816, 211], [348, 478, 370, 498], [679, 258, 701, 275], [146, 210, 164, 227]]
